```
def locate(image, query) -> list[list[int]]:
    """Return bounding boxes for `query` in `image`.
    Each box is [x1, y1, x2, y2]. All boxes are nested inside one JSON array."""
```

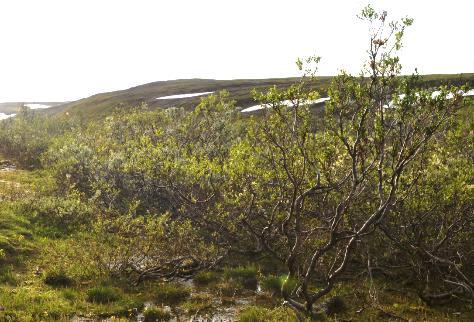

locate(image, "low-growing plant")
[[152, 283, 190, 305], [223, 266, 258, 290], [0, 266, 17, 285], [44, 270, 74, 287], [86, 286, 120, 303], [215, 281, 244, 297], [61, 288, 78, 302], [0, 311, 19, 322], [193, 271, 221, 286], [143, 307, 172, 322], [238, 306, 297, 322], [261, 275, 282, 295], [319, 296, 346, 316], [181, 293, 214, 314], [26, 191, 94, 235]]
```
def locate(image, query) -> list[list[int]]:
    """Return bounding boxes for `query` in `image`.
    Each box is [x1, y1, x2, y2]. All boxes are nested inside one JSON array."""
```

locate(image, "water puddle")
[[0, 160, 16, 171]]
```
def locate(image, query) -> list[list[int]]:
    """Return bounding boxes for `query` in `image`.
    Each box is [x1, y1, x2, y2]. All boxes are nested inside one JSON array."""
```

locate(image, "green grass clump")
[[223, 265, 258, 290], [0, 266, 17, 285], [153, 283, 190, 305], [44, 270, 74, 287], [216, 280, 244, 297], [238, 306, 297, 322], [181, 293, 214, 314], [143, 307, 171, 321], [224, 265, 257, 280], [86, 286, 120, 303], [261, 275, 282, 295], [193, 271, 221, 286], [61, 288, 78, 302]]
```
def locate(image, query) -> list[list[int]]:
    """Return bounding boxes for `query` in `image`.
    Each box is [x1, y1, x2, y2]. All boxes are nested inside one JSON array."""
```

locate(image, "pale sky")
[[0, 0, 472, 102]]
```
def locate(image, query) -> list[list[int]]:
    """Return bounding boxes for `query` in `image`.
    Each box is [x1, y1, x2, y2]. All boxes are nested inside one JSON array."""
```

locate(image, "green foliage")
[[143, 307, 172, 322], [238, 306, 298, 322], [181, 293, 214, 314], [61, 288, 78, 302], [193, 271, 221, 286], [152, 283, 190, 305], [86, 286, 120, 303], [44, 270, 74, 287], [25, 191, 95, 236], [0, 5, 471, 320], [224, 266, 258, 290], [0, 202, 34, 265], [0, 266, 17, 285], [261, 275, 283, 295], [0, 107, 74, 168], [215, 280, 244, 297]]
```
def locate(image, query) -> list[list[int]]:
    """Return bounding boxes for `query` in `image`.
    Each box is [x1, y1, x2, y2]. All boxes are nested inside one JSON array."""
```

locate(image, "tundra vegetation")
[[0, 6, 472, 321]]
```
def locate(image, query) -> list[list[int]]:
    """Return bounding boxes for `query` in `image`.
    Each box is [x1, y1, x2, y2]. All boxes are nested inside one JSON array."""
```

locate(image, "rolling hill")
[[43, 78, 326, 119], [2, 73, 473, 119]]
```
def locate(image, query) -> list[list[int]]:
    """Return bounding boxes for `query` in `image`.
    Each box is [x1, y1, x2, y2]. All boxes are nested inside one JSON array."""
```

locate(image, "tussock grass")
[[86, 286, 120, 303], [143, 307, 172, 322], [223, 265, 258, 290], [193, 270, 221, 286], [44, 270, 75, 287], [152, 283, 190, 305]]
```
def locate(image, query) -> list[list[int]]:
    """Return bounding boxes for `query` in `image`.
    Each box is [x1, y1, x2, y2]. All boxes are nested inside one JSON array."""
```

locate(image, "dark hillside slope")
[[40, 73, 474, 119], [43, 77, 334, 119]]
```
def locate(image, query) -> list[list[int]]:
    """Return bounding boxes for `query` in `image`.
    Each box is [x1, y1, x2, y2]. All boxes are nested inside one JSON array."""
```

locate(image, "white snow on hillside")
[[0, 113, 15, 120], [24, 103, 52, 109], [156, 92, 214, 99], [241, 97, 330, 113]]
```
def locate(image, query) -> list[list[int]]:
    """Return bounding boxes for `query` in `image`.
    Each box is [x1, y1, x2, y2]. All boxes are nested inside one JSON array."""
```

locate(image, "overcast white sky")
[[0, 0, 472, 102]]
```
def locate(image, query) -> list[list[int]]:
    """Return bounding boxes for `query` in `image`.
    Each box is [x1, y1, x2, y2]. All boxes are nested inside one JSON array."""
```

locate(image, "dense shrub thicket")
[[0, 107, 75, 168]]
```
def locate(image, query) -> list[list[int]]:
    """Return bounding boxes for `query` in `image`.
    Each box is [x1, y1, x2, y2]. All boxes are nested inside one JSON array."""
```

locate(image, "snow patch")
[[241, 97, 329, 113], [24, 103, 52, 109], [0, 113, 15, 120], [156, 92, 214, 99]]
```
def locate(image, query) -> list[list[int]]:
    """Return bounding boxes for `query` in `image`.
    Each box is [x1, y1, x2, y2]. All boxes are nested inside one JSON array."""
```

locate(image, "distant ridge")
[[2, 74, 472, 119], [0, 102, 65, 115]]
